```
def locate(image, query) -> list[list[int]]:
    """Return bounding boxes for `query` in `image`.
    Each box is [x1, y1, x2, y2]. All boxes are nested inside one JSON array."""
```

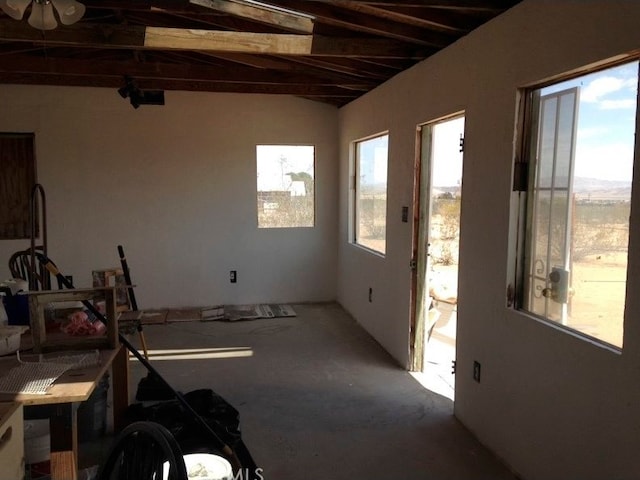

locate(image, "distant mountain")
[[573, 177, 631, 191], [572, 177, 631, 200]]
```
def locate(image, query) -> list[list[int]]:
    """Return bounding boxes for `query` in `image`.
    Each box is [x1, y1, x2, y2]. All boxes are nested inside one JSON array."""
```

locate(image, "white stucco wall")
[[338, 1, 640, 479], [0, 88, 339, 308]]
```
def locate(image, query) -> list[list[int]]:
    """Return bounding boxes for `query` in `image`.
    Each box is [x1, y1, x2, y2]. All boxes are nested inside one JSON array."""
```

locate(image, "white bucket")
[[1, 279, 28, 295], [24, 419, 51, 478], [0, 294, 7, 326], [0, 326, 27, 356], [163, 453, 233, 480]]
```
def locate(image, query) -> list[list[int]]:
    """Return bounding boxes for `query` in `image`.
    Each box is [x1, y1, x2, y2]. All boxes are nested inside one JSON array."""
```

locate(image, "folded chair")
[[98, 421, 188, 480], [8, 246, 60, 290]]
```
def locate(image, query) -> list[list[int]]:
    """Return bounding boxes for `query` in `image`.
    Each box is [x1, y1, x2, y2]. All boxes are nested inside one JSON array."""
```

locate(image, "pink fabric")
[[62, 311, 106, 336]]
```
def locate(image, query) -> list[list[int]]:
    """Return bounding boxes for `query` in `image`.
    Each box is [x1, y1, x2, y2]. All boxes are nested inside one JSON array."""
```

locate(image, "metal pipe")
[[29, 184, 48, 291]]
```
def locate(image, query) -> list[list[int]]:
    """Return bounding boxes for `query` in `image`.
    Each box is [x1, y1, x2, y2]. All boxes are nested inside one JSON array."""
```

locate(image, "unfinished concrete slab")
[[127, 303, 518, 480]]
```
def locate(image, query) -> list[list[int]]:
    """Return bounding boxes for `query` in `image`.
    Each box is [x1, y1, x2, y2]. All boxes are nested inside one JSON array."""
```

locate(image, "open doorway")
[[410, 114, 465, 401]]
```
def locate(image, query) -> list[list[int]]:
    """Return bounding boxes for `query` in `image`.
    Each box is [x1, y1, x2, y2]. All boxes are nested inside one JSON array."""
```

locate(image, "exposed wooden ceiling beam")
[[263, 0, 454, 46], [375, 5, 491, 29], [327, 1, 475, 33], [202, 52, 390, 83], [275, 55, 399, 80], [0, 72, 360, 98], [0, 0, 522, 107], [0, 54, 374, 88], [358, 0, 512, 11], [189, 0, 315, 33], [0, 21, 427, 58], [78, 0, 507, 13], [133, 8, 289, 35], [144, 28, 312, 54]]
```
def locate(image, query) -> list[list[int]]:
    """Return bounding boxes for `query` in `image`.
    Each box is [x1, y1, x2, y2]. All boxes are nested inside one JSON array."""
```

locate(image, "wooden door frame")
[[409, 124, 424, 371], [409, 112, 465, 372]]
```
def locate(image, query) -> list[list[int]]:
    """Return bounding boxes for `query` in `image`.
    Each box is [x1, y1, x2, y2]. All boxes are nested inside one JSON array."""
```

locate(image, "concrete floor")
[[416, 301, 457, 401], [125, 302, 518, 480]]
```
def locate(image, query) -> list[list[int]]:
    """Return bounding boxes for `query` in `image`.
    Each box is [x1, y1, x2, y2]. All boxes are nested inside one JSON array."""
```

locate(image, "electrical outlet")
[[230, 270, 237, 283], [473, 361, 481, 383], [368, 287, 373, 303]]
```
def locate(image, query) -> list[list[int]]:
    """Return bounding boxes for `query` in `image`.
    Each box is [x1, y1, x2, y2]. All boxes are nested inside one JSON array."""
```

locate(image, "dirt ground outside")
[[362, 217, 626, 349], [426, 248, 626, 349], [568, 252, 626, 347]]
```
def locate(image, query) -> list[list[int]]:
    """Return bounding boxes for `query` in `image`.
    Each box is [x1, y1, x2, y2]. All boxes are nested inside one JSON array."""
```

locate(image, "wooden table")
[[0, 345, 129, 480]]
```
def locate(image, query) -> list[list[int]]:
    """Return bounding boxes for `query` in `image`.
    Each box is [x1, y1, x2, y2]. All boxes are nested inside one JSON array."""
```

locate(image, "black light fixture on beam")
[[118, 76, 165, 109]]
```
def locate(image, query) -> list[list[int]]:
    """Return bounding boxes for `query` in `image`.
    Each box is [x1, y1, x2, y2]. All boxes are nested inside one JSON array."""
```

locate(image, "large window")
[[354, 134, 388, 255], [256, 145, 315, 228], [517, 60, 638, 349]]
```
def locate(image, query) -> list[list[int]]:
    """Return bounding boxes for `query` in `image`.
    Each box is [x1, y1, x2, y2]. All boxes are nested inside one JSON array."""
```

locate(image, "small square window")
[[256, 145, 315, 228]]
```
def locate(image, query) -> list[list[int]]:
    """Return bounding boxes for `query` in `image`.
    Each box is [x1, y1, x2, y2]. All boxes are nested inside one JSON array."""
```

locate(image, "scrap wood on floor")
[[118, 304, 297, 325], [139, 309, 168, 325], [202, 304, 296, 322], [166, 308, 202, 323]]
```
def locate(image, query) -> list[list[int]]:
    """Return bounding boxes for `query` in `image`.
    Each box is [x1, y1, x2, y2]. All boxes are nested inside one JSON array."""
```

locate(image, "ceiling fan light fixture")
[[0, 0, 32, 20], [28, 0, 57, 30], [51, 0, 84, 25], [1, 0, 85, 28]]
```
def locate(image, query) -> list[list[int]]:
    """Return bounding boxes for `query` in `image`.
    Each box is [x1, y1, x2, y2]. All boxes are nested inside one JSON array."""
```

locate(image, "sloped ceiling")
[[0, 0, 522, 106]]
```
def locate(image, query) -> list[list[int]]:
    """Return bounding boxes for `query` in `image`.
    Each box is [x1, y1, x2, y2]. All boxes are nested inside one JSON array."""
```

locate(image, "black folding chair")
[[8, 246, 60, 290], [98, 421, 188, 480]]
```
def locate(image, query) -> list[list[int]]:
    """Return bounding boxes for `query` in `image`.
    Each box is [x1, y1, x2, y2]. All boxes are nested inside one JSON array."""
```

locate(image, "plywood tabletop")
[[0, 348, 120, 405]]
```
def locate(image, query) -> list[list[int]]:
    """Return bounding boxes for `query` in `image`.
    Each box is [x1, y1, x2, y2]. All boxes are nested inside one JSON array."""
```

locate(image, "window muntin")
[[256, 145, 315, 228], [354, 134, 388, 255], [520, 61, 638, 348]]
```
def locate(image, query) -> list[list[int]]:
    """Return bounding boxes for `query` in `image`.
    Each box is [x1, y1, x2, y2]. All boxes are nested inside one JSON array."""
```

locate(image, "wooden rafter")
[[359, 0, 513, 10], [189, 0, 314, 33], [144, 28, 314, 54], [0, 72, 361, 98], [0, 54, 375, 88], [0, 0, 522, 106], [326, 1, 477, 33], [261, 0, 455, 46], [0, 21, 427, 57]]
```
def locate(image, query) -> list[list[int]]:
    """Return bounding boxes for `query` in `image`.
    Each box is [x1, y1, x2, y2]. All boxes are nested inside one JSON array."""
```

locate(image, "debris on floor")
[[204, 304, 296, 322], [139, 310, 168, 325], [166, 308, 202, 323], [119, 304, 298, 325]]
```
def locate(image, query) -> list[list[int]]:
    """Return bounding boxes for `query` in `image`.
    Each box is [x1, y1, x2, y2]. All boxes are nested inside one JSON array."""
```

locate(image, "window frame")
[[256, 144, 316, 229], [512, 58, 639, 350], [351, 132, 389, 256]]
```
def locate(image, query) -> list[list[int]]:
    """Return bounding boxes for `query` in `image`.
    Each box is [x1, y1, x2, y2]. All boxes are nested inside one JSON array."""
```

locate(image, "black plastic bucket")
[[2, 291, 30, 326]]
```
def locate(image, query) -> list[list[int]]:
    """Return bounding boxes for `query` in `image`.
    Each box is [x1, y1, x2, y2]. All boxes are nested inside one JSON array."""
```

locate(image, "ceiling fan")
[[0, 0, 85, 30]]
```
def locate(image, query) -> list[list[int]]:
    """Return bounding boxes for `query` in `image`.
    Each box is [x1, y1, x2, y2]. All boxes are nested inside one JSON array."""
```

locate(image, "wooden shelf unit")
[[28, 287, 118, 353]]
